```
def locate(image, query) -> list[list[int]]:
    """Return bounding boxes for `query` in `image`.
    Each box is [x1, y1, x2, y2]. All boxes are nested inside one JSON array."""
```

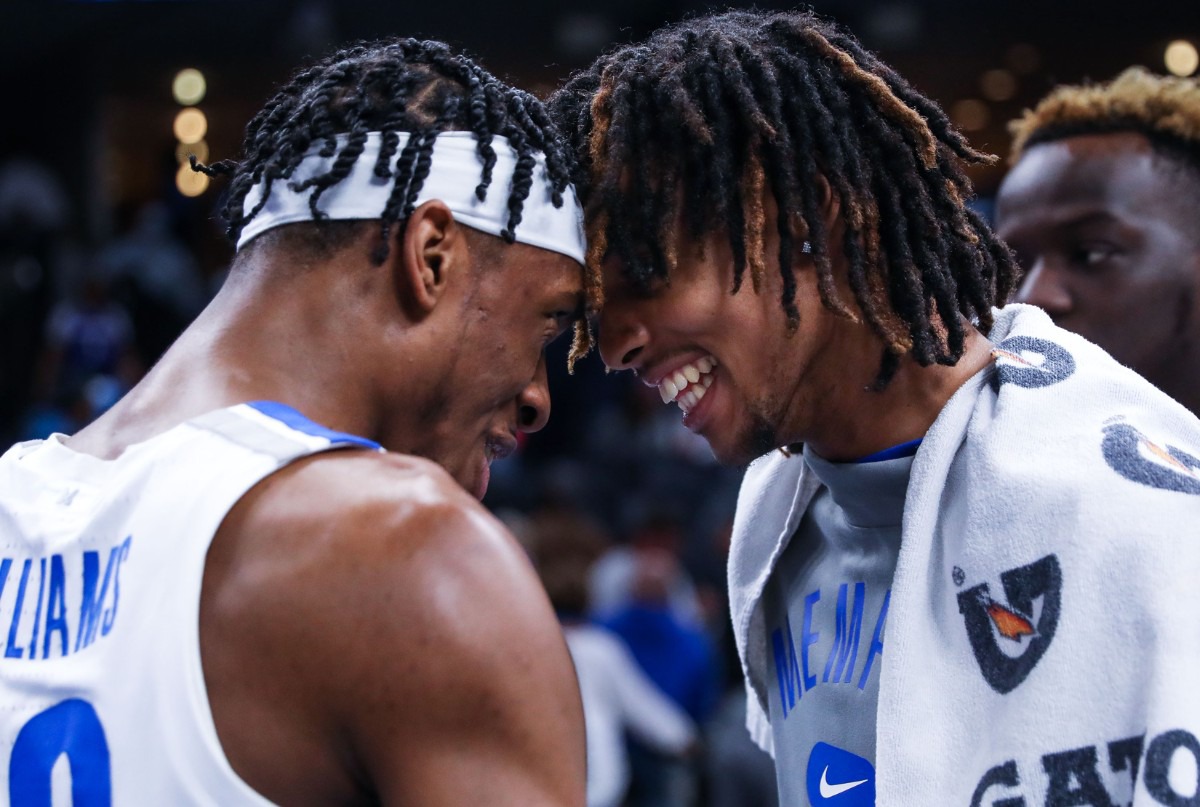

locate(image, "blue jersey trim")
[[246, 401, 382, 451], [854, 437, 922, 464]]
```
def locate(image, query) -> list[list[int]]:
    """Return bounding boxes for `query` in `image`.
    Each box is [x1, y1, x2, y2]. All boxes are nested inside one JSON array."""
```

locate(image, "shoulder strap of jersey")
[[187, 401, 383, 464]]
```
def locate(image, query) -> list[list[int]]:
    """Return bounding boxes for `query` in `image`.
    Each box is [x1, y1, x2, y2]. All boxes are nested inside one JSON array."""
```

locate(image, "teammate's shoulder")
[[214, 447, 533, 630], [221, 449, 556, 685], [225, 447, 511, 569], [306, 447, 464, 494], [273, 448, 480, 517], [202, 448, 579, 804]]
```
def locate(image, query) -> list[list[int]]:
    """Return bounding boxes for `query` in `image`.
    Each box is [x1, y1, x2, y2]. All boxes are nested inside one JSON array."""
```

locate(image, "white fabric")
[[728, 304, 1200, 804], [565, 623, 695, 807], [0, 402, 380, 804], [237, 132, 586, 265]]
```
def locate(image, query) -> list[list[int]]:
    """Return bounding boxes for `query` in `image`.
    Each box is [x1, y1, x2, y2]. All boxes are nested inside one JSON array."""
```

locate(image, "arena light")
[[173, 108, 207, 145], [175, 139, 209, 166], [1164, 40, 1198, 77], [173, 68, 207, 106], [950, 99, 990, 132], [980, 69, 1017, 102], [176, 163, 209, 197]]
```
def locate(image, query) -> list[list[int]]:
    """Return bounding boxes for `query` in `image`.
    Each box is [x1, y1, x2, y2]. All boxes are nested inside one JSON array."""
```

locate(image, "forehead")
[[488, 241, 584, 297], [997, 132, 1177, 224]]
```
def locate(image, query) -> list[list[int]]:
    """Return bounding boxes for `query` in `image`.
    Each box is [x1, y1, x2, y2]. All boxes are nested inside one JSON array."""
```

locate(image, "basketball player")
[[0, 40, 587, 805], [551, 11, 1200, 805], [996, 67, 1200, 416]]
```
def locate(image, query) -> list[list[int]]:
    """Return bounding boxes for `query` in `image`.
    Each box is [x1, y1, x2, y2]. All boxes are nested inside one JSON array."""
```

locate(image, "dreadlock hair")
[[1009, 66, 1200, 179], [548, 10, 1020, 386], [193, 37, 589, 298]]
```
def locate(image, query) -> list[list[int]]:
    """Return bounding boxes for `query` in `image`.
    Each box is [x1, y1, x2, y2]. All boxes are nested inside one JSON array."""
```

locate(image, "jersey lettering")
[[0, 537, 132, 661], [771, 583, 891, 717]]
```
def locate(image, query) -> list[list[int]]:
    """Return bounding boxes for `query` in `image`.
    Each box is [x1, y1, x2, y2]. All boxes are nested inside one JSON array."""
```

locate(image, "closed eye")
[[544, 310, 577, 345]]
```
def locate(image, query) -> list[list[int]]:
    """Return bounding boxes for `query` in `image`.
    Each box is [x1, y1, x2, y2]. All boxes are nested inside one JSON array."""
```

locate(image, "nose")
[[517, 355, 551, 433], [1016, 258, 1072, 316], [598, 297, 650, 371]]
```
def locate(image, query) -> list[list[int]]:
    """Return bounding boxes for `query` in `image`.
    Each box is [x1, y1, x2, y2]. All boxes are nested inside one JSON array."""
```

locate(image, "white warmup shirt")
[[762, 446, 914, 806], [0, 401, 380, 805]]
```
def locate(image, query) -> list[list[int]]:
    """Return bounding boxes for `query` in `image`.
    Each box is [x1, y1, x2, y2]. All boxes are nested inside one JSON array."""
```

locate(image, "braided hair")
[[549, 10, 1020, 384], [194, 37, 577, 269]]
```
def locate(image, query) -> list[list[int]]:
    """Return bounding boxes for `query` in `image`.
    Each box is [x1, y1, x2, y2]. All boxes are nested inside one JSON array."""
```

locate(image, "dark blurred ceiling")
[[2, 0, 1197, 243]]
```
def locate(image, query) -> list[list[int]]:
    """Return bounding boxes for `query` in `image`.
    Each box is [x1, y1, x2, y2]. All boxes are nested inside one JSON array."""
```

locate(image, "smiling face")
[[411, 235, 583, 498], [995, 132, 1200, 384], [597, 224, 875, 466]]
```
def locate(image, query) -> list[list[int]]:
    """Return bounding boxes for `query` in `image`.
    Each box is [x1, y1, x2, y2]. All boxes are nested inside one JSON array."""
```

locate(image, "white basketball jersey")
[[0, 401, 382, 806]]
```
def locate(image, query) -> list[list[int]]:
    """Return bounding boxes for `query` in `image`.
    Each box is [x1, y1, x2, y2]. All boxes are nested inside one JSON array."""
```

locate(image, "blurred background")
[[2, 2, 1196, 804]]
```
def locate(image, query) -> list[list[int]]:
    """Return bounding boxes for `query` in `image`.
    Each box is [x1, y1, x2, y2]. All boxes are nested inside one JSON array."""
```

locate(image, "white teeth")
[[661, 377, 679, 403], [679, 382, 710, 414], [656, 355, 718, 408]]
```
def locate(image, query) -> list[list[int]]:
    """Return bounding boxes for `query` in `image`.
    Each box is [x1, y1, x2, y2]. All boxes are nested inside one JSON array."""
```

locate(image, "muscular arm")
[[201, 451, 586, 806]]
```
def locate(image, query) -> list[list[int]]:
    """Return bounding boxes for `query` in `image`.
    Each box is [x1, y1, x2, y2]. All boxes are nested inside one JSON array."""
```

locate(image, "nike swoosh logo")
[[820, 765, 869, 798]]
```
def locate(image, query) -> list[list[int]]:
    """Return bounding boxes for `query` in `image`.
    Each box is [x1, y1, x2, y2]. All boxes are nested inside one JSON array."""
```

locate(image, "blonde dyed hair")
[[1010, 67, 1200, 163]]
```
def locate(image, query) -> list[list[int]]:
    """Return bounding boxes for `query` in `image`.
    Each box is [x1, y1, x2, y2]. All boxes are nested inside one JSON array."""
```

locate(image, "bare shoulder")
[[202, 450, 585, 806], [229, 448, 510, 557]]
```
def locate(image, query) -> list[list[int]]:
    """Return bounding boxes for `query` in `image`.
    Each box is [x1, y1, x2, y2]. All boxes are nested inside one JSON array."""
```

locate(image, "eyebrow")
[[1007, 208, 1122, 234], [552, 290, 586, 320], [1058, 211, 1122, 228]]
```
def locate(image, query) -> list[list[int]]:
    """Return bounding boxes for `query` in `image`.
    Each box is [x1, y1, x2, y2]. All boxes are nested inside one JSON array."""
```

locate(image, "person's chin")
[[472, 460, 491, 500], [709, 417, 781, 467], [438, 453, 486, 500]]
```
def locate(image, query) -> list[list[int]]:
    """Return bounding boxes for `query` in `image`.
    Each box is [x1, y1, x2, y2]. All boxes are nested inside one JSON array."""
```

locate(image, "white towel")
[[728, 304, 1200, 804]]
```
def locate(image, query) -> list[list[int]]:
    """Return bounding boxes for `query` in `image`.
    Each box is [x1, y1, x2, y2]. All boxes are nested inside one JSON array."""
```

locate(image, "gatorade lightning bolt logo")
[[1101, 420, 1200, 496], [983, 600, 1035, 642], [957, 555, 1062, 694], [990, 336, 1075, 389]]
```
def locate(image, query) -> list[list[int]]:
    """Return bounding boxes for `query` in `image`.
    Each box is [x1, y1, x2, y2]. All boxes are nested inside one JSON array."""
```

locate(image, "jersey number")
[[10, 698, 111, 806]]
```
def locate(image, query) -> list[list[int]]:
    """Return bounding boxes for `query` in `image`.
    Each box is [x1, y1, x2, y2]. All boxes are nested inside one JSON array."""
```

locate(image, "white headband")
[[236, 131, 586, 265]]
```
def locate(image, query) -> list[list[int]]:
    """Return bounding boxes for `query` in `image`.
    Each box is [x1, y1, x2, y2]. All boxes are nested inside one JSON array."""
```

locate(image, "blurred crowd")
[[0, 159, 214, 447]]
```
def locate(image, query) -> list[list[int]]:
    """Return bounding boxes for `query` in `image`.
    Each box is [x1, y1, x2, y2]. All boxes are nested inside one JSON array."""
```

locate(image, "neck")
[[1142, 362, 1200, 420], [68, 251, 421, 459], [1149, 343, 1200, 419], [803, 326, 993, 462]]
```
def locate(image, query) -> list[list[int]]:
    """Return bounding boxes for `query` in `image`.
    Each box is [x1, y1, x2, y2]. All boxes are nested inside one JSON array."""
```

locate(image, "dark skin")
[[996, 131, 1200, 415], [598, 190, 995, 464], [65, 202, 587, 806]]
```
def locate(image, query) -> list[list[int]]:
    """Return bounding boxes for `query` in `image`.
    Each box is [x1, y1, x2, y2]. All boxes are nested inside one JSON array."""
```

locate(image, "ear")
[[395, 200, 470, 317], [815, 173, 842, 233], [790, 174, 842, 250]]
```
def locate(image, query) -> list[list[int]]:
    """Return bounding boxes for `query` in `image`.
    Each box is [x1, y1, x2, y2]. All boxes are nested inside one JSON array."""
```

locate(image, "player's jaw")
[[452, 419, 518, 500], [475, 429, 518, 499], [418, 407, 519, 500]]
